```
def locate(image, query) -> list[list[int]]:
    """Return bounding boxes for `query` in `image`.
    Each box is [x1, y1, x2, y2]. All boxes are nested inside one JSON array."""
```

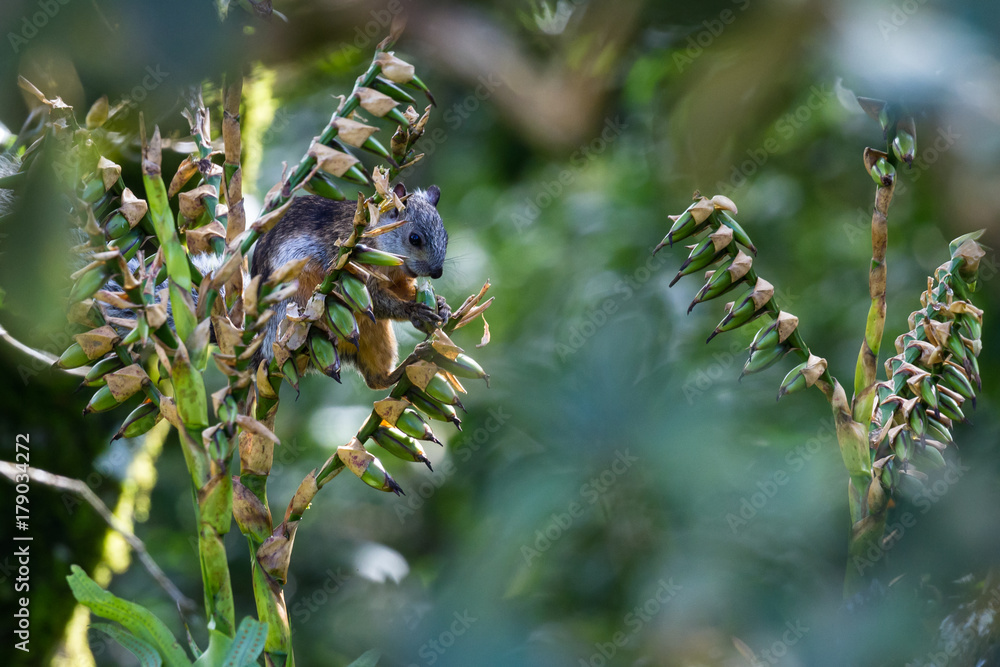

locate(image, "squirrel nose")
[[429, 268, 442, 279]]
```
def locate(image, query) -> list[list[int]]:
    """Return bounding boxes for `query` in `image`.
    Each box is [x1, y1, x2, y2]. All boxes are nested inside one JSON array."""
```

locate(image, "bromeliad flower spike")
[[655, 97, 985, 597]]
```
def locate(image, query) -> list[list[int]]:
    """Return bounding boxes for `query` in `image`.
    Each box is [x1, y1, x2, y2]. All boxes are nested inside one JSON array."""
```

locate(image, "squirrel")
[[0, 154, 448, 390], [250, 183, 450, 389]]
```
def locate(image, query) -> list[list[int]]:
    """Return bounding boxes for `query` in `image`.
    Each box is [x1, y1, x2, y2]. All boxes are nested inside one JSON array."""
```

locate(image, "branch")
[[0, 461, 197, 619]]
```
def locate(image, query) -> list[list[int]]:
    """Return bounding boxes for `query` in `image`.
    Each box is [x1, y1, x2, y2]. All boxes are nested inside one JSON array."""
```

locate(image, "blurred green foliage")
[[1, 0, 999, 665]]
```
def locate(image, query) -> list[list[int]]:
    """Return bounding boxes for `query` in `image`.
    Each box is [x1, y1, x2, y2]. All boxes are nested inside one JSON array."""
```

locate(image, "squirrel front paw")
[[435, 295, 452, 324], [408, 301, 443, 333]]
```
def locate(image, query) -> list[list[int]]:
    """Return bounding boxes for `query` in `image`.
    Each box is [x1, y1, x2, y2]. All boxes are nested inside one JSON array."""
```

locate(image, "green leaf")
[[222, 617, 268, 666], [91, 623, 163, 667], [949, 229, 985, 257], [347, 649, 382, 667], [67, 566, 192, 667], [193, 630, 232, 667]]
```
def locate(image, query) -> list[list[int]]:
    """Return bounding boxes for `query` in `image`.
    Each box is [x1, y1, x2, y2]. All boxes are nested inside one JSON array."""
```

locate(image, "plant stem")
[[853, 180, 894, 427]]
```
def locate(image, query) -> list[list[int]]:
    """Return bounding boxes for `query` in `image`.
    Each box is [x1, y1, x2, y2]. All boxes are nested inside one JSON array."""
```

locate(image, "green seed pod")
[[670, 226, 733, 286], [937, 392, 966, 423], [914, 444, 947, 470], [70, 264, 111, 303], [715, 210, 758, 255], [433, 352, 489, 383], [958, 314, 982, 340], [84, 385, 123, 415], [688, 250, 753, 313], [113, 400, 161, 440], [361, 136, 392, 160], [870, 157, 895, 187], [372, 78, 417, 105], [707, 277, 774, 342], [324, 296, 360, 349], [406, 389, 462, 428], [281, 357, 300, 392], [359, 456, 404, 495], [57, 343, 92, 370], [121, 317, 149, 346], [305, 173, 346, 201], [908, 406, 927, 439], [892, 129, 916, 167], [740, 343, 791, 379], [339, 272, 374, 320], [372, 426, 431, 469], [81, 178, 107, 203], [353, 243, 406, 267], [749, 312, 799, 353], [109, 227, 144, 261], [658, 209, 711, 249], [416, 279, 437, 310], [384, 106, 411, 127], [342, 164, 371, 187], [83, 356, 126, 387], [396, 407, 440, 444], [217, 394, 239, 425], [777, 354, 827, 401], [405, 73, 435, 101], [423, 373, 462, 409], [940, 362, 975, 401], [103, 212, 131, 240], [777, 361, 810, 399], [308, 333, 341, 382]]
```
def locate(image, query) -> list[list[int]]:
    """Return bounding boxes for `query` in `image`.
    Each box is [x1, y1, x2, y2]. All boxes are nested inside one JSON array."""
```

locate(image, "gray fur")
[[0, 154, 19, 214], [103, 253, 225, 334], [376, 185, 447, 279], [251, 186, 447, 365]]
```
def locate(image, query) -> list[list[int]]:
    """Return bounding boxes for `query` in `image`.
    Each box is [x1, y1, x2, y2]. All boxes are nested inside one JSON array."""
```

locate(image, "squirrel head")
[[378, 183, 447, 279]]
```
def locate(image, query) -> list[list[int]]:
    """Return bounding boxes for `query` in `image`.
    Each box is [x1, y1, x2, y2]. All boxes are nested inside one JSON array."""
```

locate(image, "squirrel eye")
[[409, 233, 422, 247]]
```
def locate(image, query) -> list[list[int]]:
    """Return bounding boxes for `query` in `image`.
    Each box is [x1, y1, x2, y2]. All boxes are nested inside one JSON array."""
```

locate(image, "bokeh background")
[[1, 0, 999, 665]]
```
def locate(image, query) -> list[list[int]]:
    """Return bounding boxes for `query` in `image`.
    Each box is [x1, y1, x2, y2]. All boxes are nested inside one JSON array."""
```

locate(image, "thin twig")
[[0, 461, 197, 618]]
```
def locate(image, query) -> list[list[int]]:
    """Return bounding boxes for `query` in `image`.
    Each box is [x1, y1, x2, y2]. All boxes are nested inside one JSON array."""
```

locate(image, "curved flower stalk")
[[656, 97, 985, 596]]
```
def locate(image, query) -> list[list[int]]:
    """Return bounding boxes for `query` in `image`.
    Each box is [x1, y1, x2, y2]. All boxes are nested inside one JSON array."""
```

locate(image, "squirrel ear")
[[393, 183, 407, 199], [426, 185, 440, 207]]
